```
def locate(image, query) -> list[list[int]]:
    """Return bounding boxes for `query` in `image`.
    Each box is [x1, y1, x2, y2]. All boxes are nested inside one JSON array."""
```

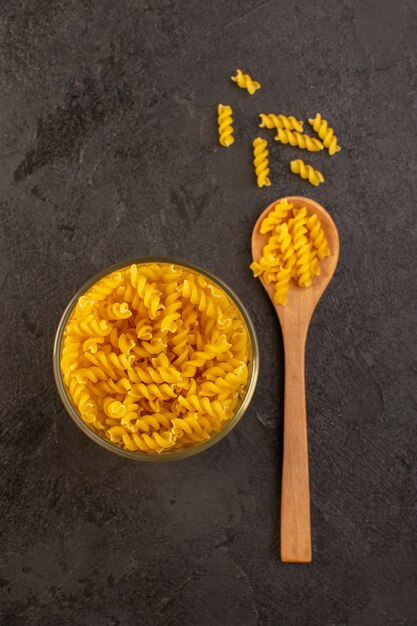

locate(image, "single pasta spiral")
[[86, 350, 135, 371], [129, 264, 163, 319], [231, 69, 261, 95], [104, 302, 132, 320], [291, 209, 313, 287], [171, 415, 212, 442], [249, 257, 276, 278], [187, 336, 231, 366], [276, 223, 297, 270], [130, 365, 181, 385], [117, 396, 140, 429], [306, 213, 331, 259], [72, 366, 109, 384], [308, 113, 341, 155], [103, 397, 130, 420], [273, 266, 292, 306], [130, 354, 182, 384], [203, 360, 241, 380], [253, 137, 271, 187], [118, 332, 136, 355], [180, 279, 222, 318], [87, 272, 125, 303], [271, 223, 297, 305], [96, 378, 131, 395], [107, 427, 175, 452], [290, 159, 324, 187], [275, 128, 324, 152], [200, 364, 248, 396], [259, 113, 303, 133], [217, 104, 235, 148], [132, 412, 172, 433], [68, 379, 97, 422], [135, 320, 153, 340], [66, 317, 111, 337], [260, 199, 293, 233], [61, 337, 82, 381], [176, 395, 232, 422], [130, 382, 177, 401], [160, 291, 182, 333]]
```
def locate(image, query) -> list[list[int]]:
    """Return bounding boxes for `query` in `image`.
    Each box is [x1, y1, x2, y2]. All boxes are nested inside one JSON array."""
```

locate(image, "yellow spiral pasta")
[[253, 137, 271, 188], [86, 350, 135, 371], [259, 113, 303, 133], [231, 69, 261, 95], [176, 395, 233, 422], [107, 427, 175, 453], [68, 379, 97, 420], [308, 113, 341, 155], [171, 415, 212, 442], [200, 363, 248, 396], [259, 198, 292, 233], [306, 213, 331, 259], [86, 272, 125, 303], [217, 104, 234, 148], [273, 266, 292, 306], [103, 302, 132, 320], [275, 223, 296, 267], [129, 264, 163, 319], [290, 159, 324, 187], [66, 317, 111, 337], [96, 378, 131, 395], [291, 208, 313, 287], [250, 201, 331, 305], [275, 128, 324, 152], [60, 263, 252, 454]]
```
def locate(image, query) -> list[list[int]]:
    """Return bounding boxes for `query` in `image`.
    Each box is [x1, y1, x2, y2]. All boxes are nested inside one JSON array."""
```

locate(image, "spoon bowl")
[[252, 196, 339, 562], [252, 196, 339, 317]]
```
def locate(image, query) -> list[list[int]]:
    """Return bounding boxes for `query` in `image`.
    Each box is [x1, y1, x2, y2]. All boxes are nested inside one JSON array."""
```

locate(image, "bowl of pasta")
[[53, 258, 259, 461]]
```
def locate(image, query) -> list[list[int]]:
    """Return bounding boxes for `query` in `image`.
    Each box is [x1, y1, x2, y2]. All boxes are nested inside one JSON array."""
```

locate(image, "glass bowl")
[[53, 257, 259, 462]]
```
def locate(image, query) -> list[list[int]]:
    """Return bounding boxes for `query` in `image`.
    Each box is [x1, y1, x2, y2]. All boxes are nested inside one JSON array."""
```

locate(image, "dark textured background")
[[1, 1, 416, 625]]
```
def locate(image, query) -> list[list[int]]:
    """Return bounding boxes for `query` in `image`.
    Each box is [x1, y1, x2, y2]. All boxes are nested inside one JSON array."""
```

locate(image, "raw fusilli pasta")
[[308, 113, 341, 155], [61, 263, 252, 454], [250, 200, 331, 305], [231, 69, 261, 95], [253, 137, 271, 188], [290, 159, 324, 187], [259, 114, 303, 133], [275, 129, 324, 152], [217, 104, 235, 148], [306, 213, 331, 259]]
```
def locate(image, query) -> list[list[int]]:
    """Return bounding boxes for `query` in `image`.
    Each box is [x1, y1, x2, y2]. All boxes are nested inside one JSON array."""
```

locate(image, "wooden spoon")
[[252, 196, 339, 563]]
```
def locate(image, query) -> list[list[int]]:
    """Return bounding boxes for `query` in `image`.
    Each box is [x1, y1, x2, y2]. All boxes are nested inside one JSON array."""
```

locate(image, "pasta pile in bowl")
[[53, 259, 258, 460]]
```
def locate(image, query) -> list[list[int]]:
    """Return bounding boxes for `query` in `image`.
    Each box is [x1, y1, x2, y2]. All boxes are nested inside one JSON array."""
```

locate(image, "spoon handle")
[[280, 326, 312, 563]]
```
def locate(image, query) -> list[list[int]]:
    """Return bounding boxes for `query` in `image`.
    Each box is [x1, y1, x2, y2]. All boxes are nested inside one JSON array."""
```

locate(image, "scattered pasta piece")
[[253, 137, 271, 188], [259, 113, 303, 133], [250, 200, 331, 305], [61, 263, 252, 454], [231, 69, 261, 95], [217, 104, 234, 148], [275, 128, 324, 152], [308, 113, 341, 155], [290, 159, 324, 187]]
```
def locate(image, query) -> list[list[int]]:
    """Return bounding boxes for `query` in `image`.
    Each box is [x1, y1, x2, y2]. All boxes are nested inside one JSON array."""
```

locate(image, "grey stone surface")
[[1, 0, 416, 624]]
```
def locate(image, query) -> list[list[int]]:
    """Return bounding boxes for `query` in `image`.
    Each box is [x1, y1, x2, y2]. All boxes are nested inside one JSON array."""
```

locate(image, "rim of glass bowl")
[[53, 257, 259, 462]]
